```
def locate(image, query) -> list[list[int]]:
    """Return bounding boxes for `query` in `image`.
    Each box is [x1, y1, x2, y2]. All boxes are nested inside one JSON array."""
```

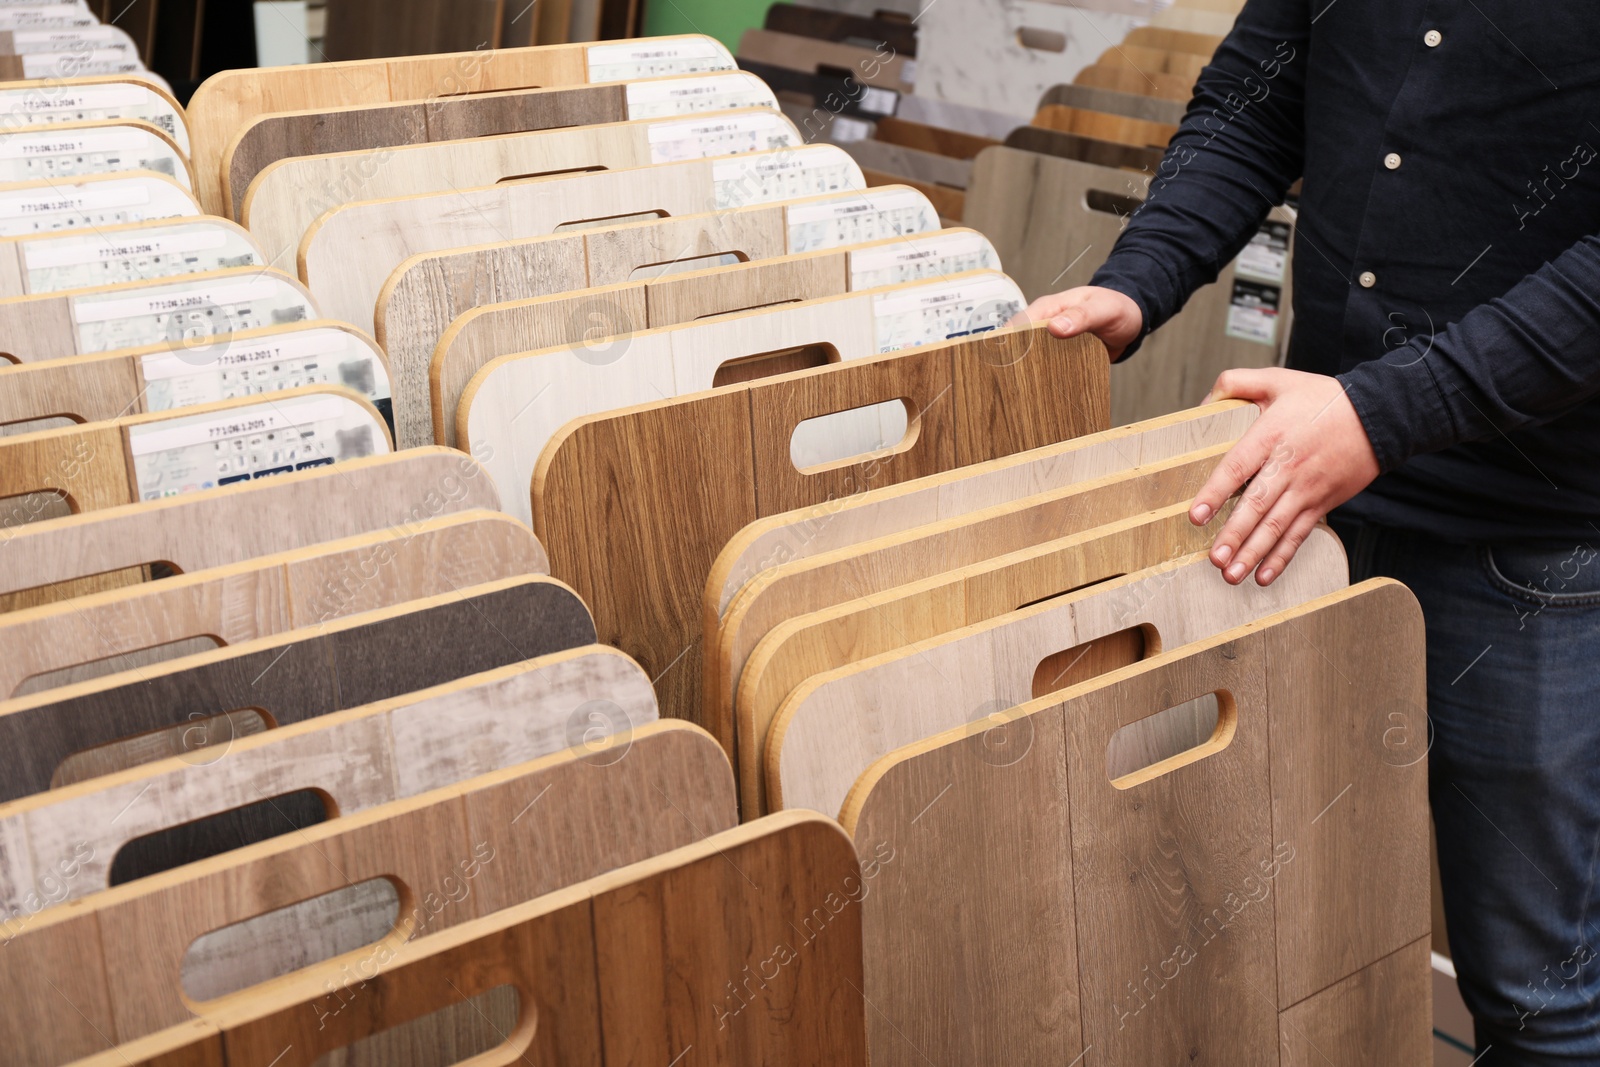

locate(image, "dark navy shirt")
[[1090, 0, 1600, 543]]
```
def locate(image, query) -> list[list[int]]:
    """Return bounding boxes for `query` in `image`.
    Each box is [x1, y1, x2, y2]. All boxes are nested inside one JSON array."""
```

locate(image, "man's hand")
[[1021, 285, 1143, 359], [1191, 367, 1380, 586]]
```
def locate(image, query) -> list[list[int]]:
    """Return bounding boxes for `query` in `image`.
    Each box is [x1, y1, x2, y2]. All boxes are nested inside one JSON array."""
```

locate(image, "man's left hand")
[[1190, 367, 1381, 586]]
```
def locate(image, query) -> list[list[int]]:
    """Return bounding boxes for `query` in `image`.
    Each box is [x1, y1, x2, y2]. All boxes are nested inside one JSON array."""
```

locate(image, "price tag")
[[0, 125, 149, 160], [646, 111, 797, 164], [139, 326, 390, 411], [74, 277, 285, 324], [871, 274, 1024, 351], [586, 38, 733, 83], [0, 82, 184, 150], [0, 180, 149, 218], [624, 72, 776, 119], [849, 230, 999, 289], [785, 186, 939, 252], [22, 224, 228, 269], [1224, 280, 1281, 346]]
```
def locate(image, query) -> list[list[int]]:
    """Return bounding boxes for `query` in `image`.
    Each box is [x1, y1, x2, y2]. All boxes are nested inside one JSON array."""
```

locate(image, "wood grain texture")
[[0, 510, 546, 699], [244, 108, 797, 273], [1152, 5, 1238, 35], [738, 27, 913, 94], [873, 116, 997, 161], [1073, 62, 1196, 102], [837, 581, 1429, 1065], [843, 139, 972, 193], [0, 644, 654, 920], [1031, 103, 1176, 149], [769, 532, 1347, 820], [1004, 124, 1163, 173], [862, 165, 963, 221], [0, 575, 595, 805], [1124, 26, 1223, 55], [1094, 43, 1209, 83], [533, 325, 1108, 752], [4, 722, 731, 1063], [320, 0, 506, 65], [1037, 81, 1188, 124], [184, 34, 734, 214], [965, 147, 1291, 425], [1278, 938, 1433, 1065]]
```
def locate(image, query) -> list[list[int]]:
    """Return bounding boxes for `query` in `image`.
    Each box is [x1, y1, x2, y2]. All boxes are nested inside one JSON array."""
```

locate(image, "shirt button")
[[1384, 152, 1402, 170], [1424, 29, 1442, 47], [1359, 271, 1377, 288]]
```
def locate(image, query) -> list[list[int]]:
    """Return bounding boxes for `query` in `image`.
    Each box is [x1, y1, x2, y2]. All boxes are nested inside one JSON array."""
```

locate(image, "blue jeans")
[[1331, 515, 1600, 1064]]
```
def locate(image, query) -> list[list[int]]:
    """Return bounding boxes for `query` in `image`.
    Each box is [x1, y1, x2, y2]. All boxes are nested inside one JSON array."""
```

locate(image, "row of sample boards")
[[0, 25, 1430, 1067]]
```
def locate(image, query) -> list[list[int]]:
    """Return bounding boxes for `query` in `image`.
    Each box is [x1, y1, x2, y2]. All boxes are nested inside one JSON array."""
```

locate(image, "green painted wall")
[[642, 0, 770, 52]]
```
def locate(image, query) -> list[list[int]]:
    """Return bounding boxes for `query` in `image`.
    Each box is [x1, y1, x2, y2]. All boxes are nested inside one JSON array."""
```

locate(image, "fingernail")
[[1215, 544, 1232, 566], [1192, 503, 1212, 524], [1227, 563, 1246, 582], [1257, 567, 1275, 584], [1050, 315, 1071, 333]]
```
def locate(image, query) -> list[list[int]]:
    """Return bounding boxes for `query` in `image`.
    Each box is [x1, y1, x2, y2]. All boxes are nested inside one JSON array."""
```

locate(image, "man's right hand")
[[1020, 285, 1144, 359]]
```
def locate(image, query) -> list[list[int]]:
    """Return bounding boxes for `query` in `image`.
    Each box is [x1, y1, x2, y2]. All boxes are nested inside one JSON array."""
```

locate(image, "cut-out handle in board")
[[0, 120, 191, 190], [0, 171, 197, 237], [12, 217, 261, 294], [0, 78, 188, 153]]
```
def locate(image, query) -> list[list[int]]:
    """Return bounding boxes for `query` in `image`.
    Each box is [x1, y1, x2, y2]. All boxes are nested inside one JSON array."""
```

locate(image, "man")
[[1025, 2, 1600, 1061]]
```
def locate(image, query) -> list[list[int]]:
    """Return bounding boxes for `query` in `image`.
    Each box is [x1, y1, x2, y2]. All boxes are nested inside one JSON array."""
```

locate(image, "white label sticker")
[[1224, 280, 1281, 346], [128, 395, 351, 456], [646, 111, 797, 164], [830, 116, 873, 143], [0, 125, 149, 160], [1236, 220, 1290, 284], [858, 86, 898, 116], [785, 186, 940, 252], [0, 82, 147, 114], [138, 328, 389, 411], [871, 274, 1024, 351], [20, 49, 143, 78], [22, 225, 228, 269], [710, 145, 863, 209], [140, 328, 351, 382], [11, 27, 129, 49], [0, 8, 95, 29], [0, 180, 149, 218], [586, 38, 733, 82], [901, 58, 917, 84], [624, 73, 776, 118], [848, 231, 999, 288], [74, 277, 284, 324]]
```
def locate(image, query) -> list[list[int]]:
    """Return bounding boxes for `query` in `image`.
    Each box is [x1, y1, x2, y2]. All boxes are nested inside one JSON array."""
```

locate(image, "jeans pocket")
[[1480, 542, 1600, 609]]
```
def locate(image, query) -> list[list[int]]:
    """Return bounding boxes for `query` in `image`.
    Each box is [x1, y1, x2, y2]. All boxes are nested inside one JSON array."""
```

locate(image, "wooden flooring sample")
[[184, 33, 737, 213], [738, 27, 914, 94], [0, 510, 545, 699], [246, 107, 798, 272], [1073, 62, 1196, 102], [840, 581, 1430, 1065], [299, 143, 866, 332], [0, 217, 262, 297], [462, 272, 1025, 526], [1005, 124, 1163, 174], [0, 574, 594, 804], [1095, 42, 1209, 83], [1124, 25, 1223, 55], [0, 720, 731, 1066], [1031, 102, 1176, 148], [0, 171, 198, 237], [0, 75, 190, 154], [0, 447, 501, 608], [534, 324, 1109, 746], [0, 265, 316, 365], [769, 533, 1347, 819], [0, 642, 649, 918], [222, 70, 778, 219], [966, 147, 1292, 425], [1037, 81, 1188, 124]]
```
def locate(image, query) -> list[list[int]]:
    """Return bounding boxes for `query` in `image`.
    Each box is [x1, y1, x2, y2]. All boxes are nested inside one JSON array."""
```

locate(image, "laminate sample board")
[[842, 138, 972, 192], [0, 386, 387, 518], [0, 76, 188, 153], [463, 271, 1026, 526], [1031, 102, 1176, 148], [1037, 80, 1188, 124], [737, 27, 913, 95], [0, 509, 546, 699], [0, 119, 190, 197], [0, 265, 317, 365], [966, 147, 1292, 425], [0, 217, 262, 296], [1005, 123, 1164, 173], [75, 810, 866, 1067], [840, 581, 1431, 1065], [0, 721, 735, 1067], [1095, 42, 1209, 83], [1152, 4, 1237, 35], [222, 70, 779, 219], [896, 93, 1024, 142], [0, 170, 197, 236], [186, 34, 737, 214], [0, 575, 594, 804], [299, 143, 867, 332], [770, 533, 1348, 818], [431, 225, 996, 449], [708, 402, 1257, 621], [0, 322, 391, 434], [0, 447, 501, 607], [533, 324, 1109, 744], [380, 183, 943, 449], [1074, 61, 1195, 102], [765, 2, 918, 57], [318, 0, 505, 64], [727, 476, 1234, 814], [0, 643, 651, 915], [248, 107, 800, 272], [1124, 25, 1223, 55]]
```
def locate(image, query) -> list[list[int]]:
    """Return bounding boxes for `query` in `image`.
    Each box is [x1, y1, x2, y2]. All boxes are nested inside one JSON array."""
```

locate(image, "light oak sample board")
[[222, 70, 779, 220], [737, 27, 915, 95], [841, 581, 1431, 1065], [0, 720, 735, 1067], [0, 266, 316, 365], [770, 534, 1348, 818], [1124, 25, 1223, 55], [464, 272, 1026, 527], [0, 509, 545, 699], [248, 107, 800, 272], [0, 81, 185, 154], [1095, 42, 1209, 83], [1074, 61, 1195, 102], [1038, 80, 1188, 124], [0, 575, 593, 804], [0, 170, 197, 235], [0, 388, 386, 529], [708, 401, 1256, 621], [1152, 4, 1238, 35], [186, 34, 738, 214], [0, 118, 191, 190], [300, 143, 867, 332], [966, 147, 1292, 425], [1031, 102, 1176, 148], [431, 225, 996, 450], [533, 325, 1109, 743], [380, 183, 943, 449], [0, 447, 501, 607], [0, 216, 262, 296], [75, 810, 866, 1067], [725, 480, 1231, 814]]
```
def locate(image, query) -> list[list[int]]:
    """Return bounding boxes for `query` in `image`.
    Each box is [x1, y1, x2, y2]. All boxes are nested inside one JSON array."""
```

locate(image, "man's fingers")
[[1206, 367, 1280, 405], [1190, 426, 1278, 527], [1205, 440, 1290, 571], [1221, 493, 1303, 584], [1254, 512, 1323, 587]]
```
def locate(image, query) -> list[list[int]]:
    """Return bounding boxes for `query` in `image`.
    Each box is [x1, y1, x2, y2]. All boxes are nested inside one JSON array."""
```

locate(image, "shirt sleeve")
[[1088, 0, 1311, 355], [1339, 232, 1600, 472]]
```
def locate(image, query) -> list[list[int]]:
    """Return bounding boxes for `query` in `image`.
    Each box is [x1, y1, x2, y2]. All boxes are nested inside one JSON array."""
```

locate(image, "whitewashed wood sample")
[[770, 533, 1348, 818], [0, 644, 658, 917], [0, 75, 188, 153], [0, 216, 261, 295], [245, 108, 800, 272], [0, 265, 316, 364], [299, 143, 867, 331], [461, 271, 1026, 525], [0, 119, 191, 190], [0, 170, 196, 236]]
